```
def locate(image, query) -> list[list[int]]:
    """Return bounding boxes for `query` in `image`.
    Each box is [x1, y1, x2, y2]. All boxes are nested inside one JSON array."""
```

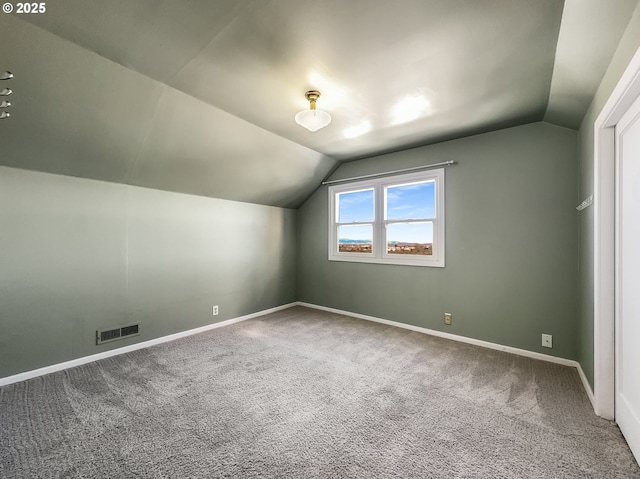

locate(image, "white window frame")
[[328, 168, 445, 267]]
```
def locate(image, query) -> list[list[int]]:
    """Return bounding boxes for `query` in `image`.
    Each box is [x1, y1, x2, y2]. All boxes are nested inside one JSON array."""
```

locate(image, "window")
[[328, 169, 445, 267]]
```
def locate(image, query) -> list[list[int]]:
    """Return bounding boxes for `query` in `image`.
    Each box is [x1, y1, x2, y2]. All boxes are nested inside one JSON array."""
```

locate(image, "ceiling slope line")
[[122, 85, 167, 186], [163, 2, 256, 87], [539, 0, 567, 123], [544, 0, 640, 129]]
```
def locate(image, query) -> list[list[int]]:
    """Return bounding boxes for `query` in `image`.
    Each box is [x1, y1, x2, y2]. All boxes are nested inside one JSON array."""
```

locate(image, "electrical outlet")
[[212, 305, 219, 316], [444, 313, 452, 325], [542, 334, 552, 348]]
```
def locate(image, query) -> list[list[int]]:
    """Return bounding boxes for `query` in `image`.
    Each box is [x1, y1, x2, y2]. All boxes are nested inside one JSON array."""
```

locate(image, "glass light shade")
[[295, 109, 332, 132]]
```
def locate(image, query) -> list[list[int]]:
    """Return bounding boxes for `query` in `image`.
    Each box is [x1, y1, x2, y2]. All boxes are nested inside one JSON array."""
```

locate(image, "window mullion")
[[376, 184, 384, 258]]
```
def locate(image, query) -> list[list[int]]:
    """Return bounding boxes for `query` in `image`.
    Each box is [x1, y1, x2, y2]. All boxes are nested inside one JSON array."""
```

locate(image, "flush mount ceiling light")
[[295, 90, 331, 132]]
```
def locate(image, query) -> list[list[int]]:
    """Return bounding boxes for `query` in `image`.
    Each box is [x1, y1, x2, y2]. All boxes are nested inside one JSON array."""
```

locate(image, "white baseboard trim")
[[2, 300, 596, 410], [296, 301, 583, 369], [298, 302, 597, 410], [576, 362, 595, 409], [298, 302, 598, 405], [0, 302, 297, 387]]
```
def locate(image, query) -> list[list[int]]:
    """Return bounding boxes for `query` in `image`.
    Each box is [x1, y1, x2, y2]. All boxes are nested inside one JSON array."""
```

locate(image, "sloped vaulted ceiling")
[[0, 0, 637, 208]]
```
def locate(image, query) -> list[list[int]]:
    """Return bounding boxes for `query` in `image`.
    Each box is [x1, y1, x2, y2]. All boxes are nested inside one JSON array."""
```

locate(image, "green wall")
[[297, 122, 579, 360], [1, 121, 583, 378], [577, 2, 640, 389], [0, 166, 297, 377]]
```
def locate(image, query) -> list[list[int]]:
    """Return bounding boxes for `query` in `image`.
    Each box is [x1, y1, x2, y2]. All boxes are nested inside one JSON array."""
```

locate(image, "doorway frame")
[[594, 45, 640, 420]]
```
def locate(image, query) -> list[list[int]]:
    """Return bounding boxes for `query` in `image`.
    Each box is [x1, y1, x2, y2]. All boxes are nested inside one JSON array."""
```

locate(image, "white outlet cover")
[[541, 334, 553, 348]]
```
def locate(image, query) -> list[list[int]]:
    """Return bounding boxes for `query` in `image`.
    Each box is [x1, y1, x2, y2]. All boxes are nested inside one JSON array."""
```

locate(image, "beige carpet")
[[1, 306, 638, 478]]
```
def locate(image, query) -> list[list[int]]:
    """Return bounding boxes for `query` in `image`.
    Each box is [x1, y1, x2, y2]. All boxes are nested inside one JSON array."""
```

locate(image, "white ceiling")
[[0, 0, 637, 207]]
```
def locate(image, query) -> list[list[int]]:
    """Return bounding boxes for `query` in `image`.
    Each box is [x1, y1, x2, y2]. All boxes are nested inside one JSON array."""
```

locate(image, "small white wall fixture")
[[593, 45, 640, 420]]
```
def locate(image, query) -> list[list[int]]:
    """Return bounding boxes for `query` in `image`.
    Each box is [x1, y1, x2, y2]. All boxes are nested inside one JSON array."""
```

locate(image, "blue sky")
[[387, 182, 435, 220], [337, 181, 435, 243], [338, 188, 374, 222]]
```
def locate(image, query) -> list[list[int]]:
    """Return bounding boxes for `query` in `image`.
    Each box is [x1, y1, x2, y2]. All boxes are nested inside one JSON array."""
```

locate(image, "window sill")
[[328, 254, 445, 268]]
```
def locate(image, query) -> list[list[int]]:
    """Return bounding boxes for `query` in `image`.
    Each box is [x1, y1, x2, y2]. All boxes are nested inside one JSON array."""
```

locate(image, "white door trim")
[[593, 45, 640, 420]]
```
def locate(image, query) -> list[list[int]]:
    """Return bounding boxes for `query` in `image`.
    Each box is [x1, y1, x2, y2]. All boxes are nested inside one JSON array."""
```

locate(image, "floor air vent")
[[96, 323, 140, 345]]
